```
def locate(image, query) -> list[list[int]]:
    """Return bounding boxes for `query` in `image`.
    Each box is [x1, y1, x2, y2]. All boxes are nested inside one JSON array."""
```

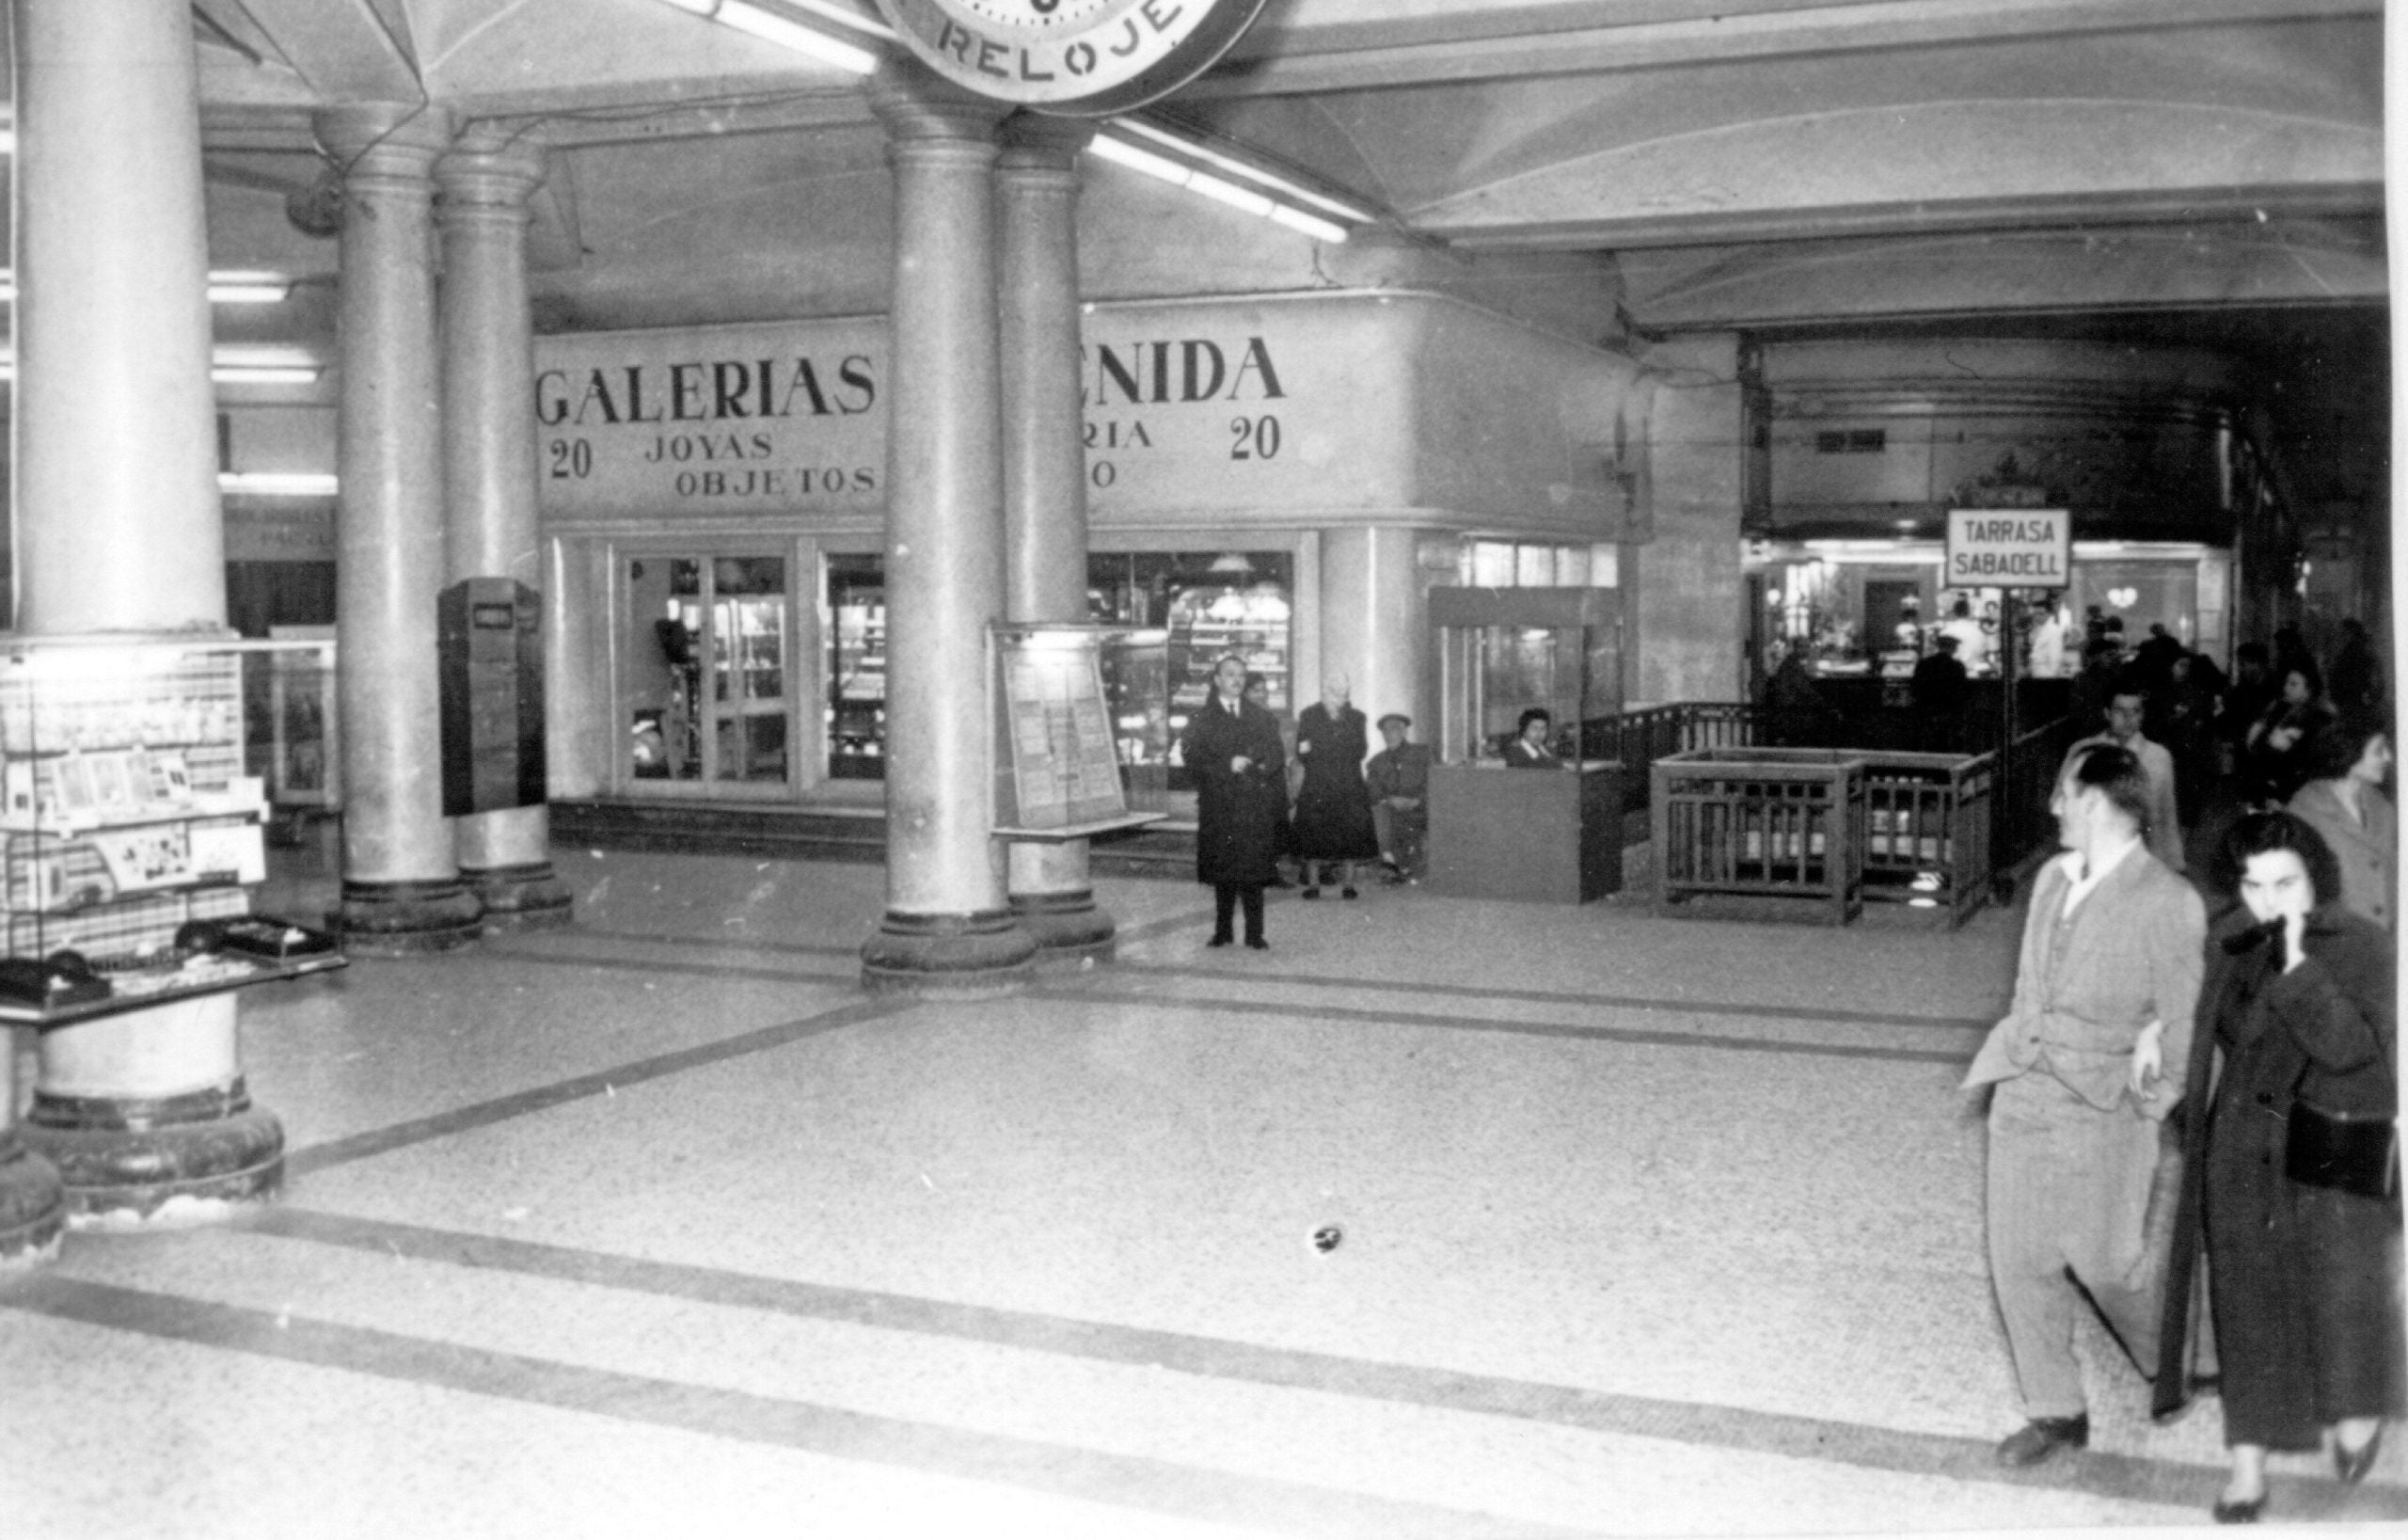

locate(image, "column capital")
[[314, 103, 457, 186], [865, 62, 1009, 147], [436, 122, 548, 214], [998, 113, 1095, 176]]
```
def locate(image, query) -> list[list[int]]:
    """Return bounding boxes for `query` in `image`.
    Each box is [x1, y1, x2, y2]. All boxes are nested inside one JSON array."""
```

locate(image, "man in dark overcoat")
[[1180, 653, 1287, 949]]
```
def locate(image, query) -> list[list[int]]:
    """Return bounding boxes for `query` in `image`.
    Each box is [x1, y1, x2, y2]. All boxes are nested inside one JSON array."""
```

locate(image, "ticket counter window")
[[626, 554, 790, 787]]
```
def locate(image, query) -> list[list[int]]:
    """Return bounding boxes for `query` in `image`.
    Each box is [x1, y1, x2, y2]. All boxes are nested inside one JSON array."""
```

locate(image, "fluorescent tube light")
[[0, 269, 293, 304], [1114, 118, 1378, 224], [1090, 129, 1356, 244], [1087, 134, 1191, 186], [218, 472, 338, 497], [1267, 204, 1350, 244], [1184, 172, 1276, 218], [656, 0, 880, 73]]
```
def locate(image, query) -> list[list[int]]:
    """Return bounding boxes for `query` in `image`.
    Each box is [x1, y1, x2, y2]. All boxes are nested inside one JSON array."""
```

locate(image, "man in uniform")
[[1365, 712, 1433, 882], [1965, 742, 2205, 1466]]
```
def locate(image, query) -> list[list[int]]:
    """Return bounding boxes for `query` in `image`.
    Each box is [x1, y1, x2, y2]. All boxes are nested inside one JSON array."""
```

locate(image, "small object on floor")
[[1381, 868, 1409, 885], [1340, 885, 1358, 899], [1311, 1225, 1342, 1253], [1994, 1413, 2087, 1467], [1207, 934, 1233, 948], [2337, 1425, 2384, 1484], [1244, 937, 1268, 950], [2210, 1493, 2265, 1525], [1301, 886, 1321, 899]]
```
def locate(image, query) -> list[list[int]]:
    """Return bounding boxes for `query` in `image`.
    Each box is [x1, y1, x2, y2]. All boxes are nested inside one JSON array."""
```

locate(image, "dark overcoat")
[[2153, 901, 2402, 1440], [1291, 702, 1381, 862], [1181, 691, 1287, 886]]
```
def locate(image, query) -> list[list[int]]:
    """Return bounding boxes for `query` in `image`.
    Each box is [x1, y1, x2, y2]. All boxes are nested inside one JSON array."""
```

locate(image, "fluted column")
[[860, 70, 1037, 997], [0, 1030, 63, 1268], [10, 0, 280, 1228], [997, 115, 1116, 965], [437, 124, 572, 930], [319, 103, 483, 955]]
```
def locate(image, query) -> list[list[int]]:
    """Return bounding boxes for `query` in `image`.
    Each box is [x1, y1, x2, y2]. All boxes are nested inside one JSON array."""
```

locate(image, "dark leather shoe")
[[1244, 937, 1268, 950], [1995, 1414, 2088, 1467], [1340, 885, 1359, 899], [2337, 1425, 2383, 1485], [1207, 933, 1233, 948], [1301, 886, 1320, 899], [2210, 1493, 2265, 1524]]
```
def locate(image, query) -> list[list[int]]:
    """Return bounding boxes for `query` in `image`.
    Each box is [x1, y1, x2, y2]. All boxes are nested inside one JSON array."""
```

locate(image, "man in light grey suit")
[[1965, 742, 2206, 1467], [2060, 685, 2185, 872]]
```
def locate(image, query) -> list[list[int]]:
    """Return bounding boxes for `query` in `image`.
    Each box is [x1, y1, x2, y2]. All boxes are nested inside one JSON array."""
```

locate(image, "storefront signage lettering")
[[1945, 507, 2069, 584], [1082, 333, 1287, 490], [535, 356, 875, 428]]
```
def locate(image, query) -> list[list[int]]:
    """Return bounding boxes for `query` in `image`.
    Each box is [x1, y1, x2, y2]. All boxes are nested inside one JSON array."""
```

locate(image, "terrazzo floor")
[[4, 841, 2404, 1538]]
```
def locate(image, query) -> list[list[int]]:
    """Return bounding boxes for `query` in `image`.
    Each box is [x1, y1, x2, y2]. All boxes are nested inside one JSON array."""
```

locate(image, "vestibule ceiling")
[[48, 0, 2389, 503]]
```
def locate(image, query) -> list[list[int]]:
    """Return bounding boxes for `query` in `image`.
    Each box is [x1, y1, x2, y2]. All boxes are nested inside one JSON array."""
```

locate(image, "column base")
[[861, 909, 1038, 999], [1008, 889, 1117, 968], [330, 877, 484, 956], [0, 1135, 67, 1269], [23, 1081, 283, 1230], [462, 862, 574, 931]]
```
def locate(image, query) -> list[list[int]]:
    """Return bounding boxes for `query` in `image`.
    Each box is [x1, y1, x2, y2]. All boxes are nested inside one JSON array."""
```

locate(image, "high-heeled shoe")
[[2337, 1425, 2383, 1485], [2210, 1491, 2264, 1525]]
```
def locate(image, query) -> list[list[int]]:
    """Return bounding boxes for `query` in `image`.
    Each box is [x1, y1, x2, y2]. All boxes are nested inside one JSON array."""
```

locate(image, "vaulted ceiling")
[[119, 0, 2400, 510]]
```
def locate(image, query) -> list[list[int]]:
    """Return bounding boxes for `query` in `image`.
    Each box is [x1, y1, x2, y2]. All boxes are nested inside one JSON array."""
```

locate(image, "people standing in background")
[[1244, 671, 1298, 887], [2222, 643, 2276, 779], [2062, 682, 2186, 872], [2289, 717, 2397, 931], [2154, 812, 2400, 1524], [1910, 633, 1970, 753], [1764, 643, 1841, 748], [2328, 617, 2384, 715], [1181, 653, 1286, 950], [1365, 712, 1433, 883], [1966, 743, 2204, 1469], [1940, 598, 1991, 675], [1504, 706, 1563, 767], [2159, 652, 2221, 824], [1291, 675, 1381, 899], [2243, 658, 2337, 807], [2029, 604, 2070, 679]]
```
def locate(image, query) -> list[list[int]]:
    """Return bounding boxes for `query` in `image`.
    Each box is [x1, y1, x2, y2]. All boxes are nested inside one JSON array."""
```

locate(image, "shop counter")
[[1424, 760, 1624, 904]]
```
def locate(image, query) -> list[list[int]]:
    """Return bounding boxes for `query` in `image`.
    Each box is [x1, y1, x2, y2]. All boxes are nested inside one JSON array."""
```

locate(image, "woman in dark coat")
[[2154, 811, 2400, 1523], [1180, 653, 1286, 949], [2242, 659, 2337, 807], [1290, 675, 1381, 898]]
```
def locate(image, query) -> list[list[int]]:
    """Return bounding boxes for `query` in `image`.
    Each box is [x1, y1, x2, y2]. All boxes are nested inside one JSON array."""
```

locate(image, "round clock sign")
[[873, 0, 1271, 116]]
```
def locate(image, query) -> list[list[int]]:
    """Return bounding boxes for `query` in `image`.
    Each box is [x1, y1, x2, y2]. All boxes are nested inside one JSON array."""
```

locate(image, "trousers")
[[1212, 883, 1265, 943], [1987, 1070, 2175, 1417]]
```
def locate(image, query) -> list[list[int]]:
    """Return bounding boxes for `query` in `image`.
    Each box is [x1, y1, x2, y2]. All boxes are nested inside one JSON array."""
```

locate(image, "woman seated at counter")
[[1503, 706, 1563, 769]]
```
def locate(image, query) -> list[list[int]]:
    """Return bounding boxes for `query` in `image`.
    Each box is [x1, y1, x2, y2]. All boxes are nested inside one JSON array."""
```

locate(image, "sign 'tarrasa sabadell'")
[[873, 0, 1270, 115]]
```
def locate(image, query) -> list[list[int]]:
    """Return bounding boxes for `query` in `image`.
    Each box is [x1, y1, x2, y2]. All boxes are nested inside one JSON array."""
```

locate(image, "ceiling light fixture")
[[218, 471, 339, 497], [0, 269, 293, 305], [654, 0, 882, 73], [1088, 132, 1352, 244], [1111, 119, 1378, 225]]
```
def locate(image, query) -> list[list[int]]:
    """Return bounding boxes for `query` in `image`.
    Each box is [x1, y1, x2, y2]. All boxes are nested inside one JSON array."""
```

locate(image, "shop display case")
[[827, 557, 886, 780], [0, 638, 343, 1024], [1424, 587, 1625, 902]]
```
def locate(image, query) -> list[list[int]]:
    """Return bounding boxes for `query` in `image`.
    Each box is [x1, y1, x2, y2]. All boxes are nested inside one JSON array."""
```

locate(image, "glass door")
[[623, 551, 792, 793]]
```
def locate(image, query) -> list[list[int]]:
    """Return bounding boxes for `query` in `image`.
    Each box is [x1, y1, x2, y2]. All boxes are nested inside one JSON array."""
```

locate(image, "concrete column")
[[10, 0, 282, 1226], [437, 124, 572, 931], [1317, 526, 1433, 736], [0, 1031, 64, 1268], [1634, 334, 1748, 705], [997, 114, 1115, 966], [861, 70, 1037, 997], [319, 103, 483, 955]]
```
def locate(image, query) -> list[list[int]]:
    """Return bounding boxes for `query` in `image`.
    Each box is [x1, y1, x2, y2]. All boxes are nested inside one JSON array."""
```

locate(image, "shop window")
[[827, 554, 885, 780], [626, 553, 790, 788], [1087, 550, 1292, 791]]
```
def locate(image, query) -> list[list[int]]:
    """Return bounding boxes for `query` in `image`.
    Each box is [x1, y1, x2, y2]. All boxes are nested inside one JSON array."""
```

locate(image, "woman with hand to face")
[[2154, 812, 2401, 1524]]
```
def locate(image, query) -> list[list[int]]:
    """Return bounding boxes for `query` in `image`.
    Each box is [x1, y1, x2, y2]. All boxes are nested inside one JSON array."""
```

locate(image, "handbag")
[[2286, 1100, 2400, 1200]]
